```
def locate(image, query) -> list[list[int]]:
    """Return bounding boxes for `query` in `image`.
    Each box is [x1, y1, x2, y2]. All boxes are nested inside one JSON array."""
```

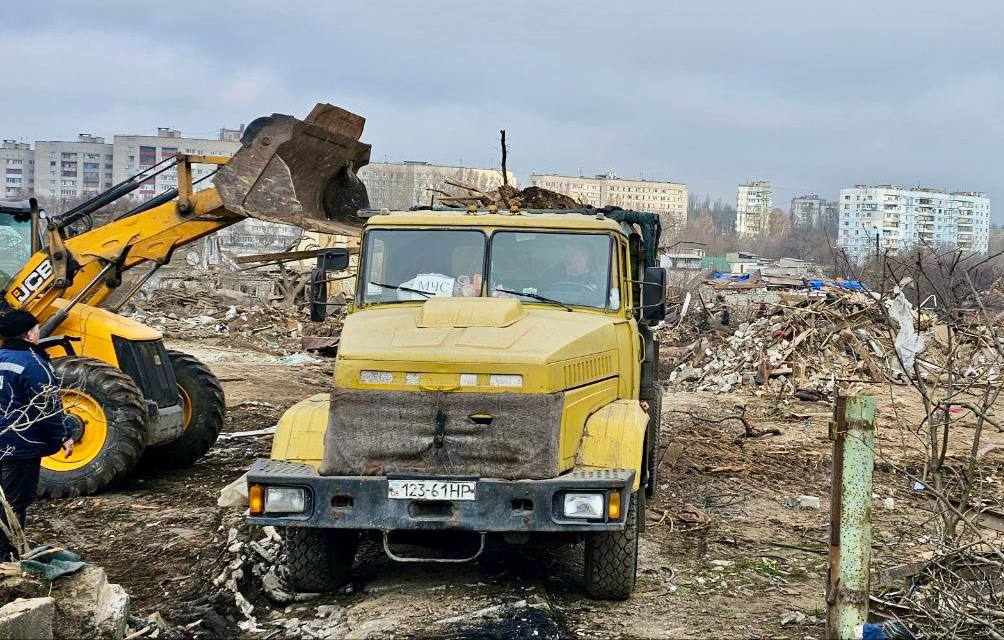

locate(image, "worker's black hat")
[[0, 310, 38, 338]]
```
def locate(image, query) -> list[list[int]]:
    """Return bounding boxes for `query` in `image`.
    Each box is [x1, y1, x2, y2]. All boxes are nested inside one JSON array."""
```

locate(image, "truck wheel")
[[645, 388, 662, 499], [584, 491, 643, 600], [40, 357, 147, 498], [284, 528, 359, 592], [144, 351, 225, 468]]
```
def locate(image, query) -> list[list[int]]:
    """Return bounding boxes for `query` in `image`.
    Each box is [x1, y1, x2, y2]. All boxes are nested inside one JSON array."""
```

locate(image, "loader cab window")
[[489, 232, 616, 310], [360, 229, 486, 304], [0, 215, 33, 290]]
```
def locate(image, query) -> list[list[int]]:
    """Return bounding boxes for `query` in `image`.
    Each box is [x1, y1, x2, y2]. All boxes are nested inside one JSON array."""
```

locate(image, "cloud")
[[2, 0, 1003, 217]]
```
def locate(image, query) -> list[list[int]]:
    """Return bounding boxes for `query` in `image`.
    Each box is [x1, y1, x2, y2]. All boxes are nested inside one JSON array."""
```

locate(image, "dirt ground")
[[28, 339, 1004, 639]]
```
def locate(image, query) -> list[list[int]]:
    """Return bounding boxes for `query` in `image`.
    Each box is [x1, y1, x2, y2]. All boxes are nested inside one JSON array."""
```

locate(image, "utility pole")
[[499, 130, 509, 189], [826, 395, 877, 639]]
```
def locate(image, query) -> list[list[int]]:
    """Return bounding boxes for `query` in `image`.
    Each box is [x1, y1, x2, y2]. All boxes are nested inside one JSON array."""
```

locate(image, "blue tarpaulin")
[[710, 272, 753, 282], [806, 280, 867, 291]]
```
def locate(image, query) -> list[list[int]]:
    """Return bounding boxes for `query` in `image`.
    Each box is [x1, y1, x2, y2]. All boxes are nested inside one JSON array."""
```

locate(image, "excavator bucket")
[[214, 103, 372, 236]]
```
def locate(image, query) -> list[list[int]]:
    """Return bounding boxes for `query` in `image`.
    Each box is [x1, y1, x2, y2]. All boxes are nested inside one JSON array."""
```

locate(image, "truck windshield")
[[360, 229, 487, 304], [0, 216, 32, 291], [489, 232, 615, 310], [358, 228, 618, 310]]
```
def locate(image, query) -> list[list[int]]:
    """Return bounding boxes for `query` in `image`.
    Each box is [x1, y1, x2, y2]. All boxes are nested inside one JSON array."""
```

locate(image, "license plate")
[[388, 479, 476, 501]]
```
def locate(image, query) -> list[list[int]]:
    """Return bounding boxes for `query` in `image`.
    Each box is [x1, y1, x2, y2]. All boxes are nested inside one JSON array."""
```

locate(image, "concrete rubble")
[[120, 275, 345, 356], [49, 565, 131, 639], [208, 522, 356, 638], [663, 280, 1000, 398], [0, 597, 55, 640], [0, 563, 131, 639]]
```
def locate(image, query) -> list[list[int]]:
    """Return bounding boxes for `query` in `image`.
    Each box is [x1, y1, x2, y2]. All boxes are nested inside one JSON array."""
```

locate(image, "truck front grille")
[[319, 387, 565, 480]]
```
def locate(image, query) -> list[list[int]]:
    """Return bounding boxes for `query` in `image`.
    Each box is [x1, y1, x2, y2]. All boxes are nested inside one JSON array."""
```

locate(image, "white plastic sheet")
[[886, 290, 927, 371]]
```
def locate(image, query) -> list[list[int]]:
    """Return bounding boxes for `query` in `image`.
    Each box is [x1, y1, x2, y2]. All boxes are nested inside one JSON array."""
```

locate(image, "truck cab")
[[247, 207, 665, 599]]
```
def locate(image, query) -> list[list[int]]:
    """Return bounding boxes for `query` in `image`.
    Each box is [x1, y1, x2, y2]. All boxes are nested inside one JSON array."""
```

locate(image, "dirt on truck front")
[[247, 208, 667, 600]]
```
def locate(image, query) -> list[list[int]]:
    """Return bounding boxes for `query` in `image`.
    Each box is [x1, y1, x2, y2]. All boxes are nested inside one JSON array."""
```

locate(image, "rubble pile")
[[665, 285, 1002, 397], [209, 522, 350, 638], [122, 280, 345, 355], [0, 561, 131, 639]]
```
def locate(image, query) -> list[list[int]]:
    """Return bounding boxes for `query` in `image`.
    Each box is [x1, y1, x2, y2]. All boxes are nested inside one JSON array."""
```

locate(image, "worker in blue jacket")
[[0, 310, 74, 561]]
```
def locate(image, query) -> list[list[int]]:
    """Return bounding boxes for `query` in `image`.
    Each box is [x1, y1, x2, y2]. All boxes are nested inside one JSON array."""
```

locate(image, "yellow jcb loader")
[[0, 103, 371, 498]]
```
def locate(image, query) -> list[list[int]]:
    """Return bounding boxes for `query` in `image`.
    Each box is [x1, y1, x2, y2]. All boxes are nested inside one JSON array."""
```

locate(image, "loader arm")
[[7, 184, 241, 317]]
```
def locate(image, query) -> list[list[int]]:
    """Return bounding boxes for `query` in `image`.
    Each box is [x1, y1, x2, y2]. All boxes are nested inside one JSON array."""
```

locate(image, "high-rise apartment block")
[[33, 134, 114, 202], [790, 194, 838, 228], [735, 181, 772, 236], [837, 185, 990, 262], [17, 125, 244, 208], [1, 140, 34, 199], [528, 173, 688, 237], [111, 128, 241, 201]]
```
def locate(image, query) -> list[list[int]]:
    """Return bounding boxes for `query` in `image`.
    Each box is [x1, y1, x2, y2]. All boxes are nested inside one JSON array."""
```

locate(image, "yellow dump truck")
[[247, 206, 666, 599]]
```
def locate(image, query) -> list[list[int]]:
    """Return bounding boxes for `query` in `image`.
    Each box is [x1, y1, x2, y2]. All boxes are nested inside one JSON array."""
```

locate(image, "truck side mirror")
[[317, 248, 350, 272], [640, 267, 666, 323], [310, 248, 350, 321], [309, 268, 329, 322]]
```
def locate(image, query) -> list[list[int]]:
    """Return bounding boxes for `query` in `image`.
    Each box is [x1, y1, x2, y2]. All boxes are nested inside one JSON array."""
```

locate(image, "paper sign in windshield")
[[399, 273, 456, 299]]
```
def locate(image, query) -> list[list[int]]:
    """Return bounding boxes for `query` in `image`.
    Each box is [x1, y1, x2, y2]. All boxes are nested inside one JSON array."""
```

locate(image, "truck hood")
[[336, 298, 625, 392]]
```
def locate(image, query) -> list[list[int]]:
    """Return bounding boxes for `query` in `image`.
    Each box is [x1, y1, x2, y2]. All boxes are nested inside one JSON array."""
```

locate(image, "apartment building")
[[111, 128, 241, 200], [990, 227, 1004, 254], [33, 134, 114, 203], [359, 161, 516, 211], [837, 185, 991, 263], [735, 181, 772, 236], [1, 140, 34, 199], [528, 173, 688, 236], [216, 218, 303, 257], [790, 194, 838, 228]]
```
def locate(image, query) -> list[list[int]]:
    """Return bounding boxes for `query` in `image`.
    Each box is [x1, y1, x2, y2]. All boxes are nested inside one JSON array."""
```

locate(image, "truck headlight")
[[563, 493, 604, 519], [264, 487, 306, 514], [489, 374, 523, 388]]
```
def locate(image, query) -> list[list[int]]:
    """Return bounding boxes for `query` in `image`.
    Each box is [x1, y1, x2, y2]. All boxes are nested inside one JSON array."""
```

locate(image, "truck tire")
[[39, 357, 147, 498], [284, 527, 359, 592], [143, 351, 225, 468], [584, 491, 643, 600], [645, 388, 662, 499]]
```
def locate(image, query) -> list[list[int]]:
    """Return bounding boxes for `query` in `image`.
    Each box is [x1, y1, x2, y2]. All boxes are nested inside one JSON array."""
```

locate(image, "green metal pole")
[[827, 395, 877, 639]]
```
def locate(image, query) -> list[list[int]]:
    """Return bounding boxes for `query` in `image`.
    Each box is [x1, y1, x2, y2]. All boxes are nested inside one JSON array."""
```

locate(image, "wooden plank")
[[235, 248, 357, 265]]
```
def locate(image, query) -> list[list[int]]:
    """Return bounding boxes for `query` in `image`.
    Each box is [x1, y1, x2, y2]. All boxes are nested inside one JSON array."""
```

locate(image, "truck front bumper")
[[246, 459, 635, 533]]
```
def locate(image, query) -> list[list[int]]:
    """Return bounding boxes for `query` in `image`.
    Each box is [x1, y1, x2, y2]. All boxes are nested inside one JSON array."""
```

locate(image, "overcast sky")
[[3, 1, 1003, 217]]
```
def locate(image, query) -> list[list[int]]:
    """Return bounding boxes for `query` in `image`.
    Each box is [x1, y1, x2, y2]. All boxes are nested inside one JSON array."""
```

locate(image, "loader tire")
[[40, 357, 147, 498], [284, 528, 359, 592], [584, 491, 643, 600], [144, 351, 225, 468], [644, 388, 662, 499]]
